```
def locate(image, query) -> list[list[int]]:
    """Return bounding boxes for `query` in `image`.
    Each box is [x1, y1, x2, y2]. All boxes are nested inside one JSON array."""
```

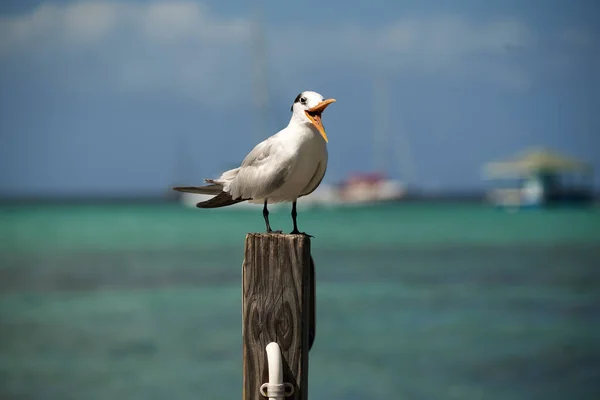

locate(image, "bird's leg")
[[263, 200, 282, 234], [290, 201, 313, 237], [290, 201, 299, 233]]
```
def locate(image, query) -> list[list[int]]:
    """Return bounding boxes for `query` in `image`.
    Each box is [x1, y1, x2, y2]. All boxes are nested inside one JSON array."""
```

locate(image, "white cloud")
[[267, 15, 534, 90], [0, 1, 582, 106], [380, 16, 532, 56], [63, 1, 122, 44], [0, 1, 254, 105]]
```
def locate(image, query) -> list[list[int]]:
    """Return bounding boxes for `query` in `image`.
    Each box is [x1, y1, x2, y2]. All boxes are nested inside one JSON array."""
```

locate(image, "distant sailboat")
[[299, 75, 408, 209]]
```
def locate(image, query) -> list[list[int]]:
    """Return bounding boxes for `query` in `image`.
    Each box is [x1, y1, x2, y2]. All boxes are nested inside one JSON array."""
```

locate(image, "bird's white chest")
[[270, 129, 327, 201]]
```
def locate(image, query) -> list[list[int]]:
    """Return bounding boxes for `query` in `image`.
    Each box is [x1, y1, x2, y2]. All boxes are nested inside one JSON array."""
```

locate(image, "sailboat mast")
[[373, 75, 390, 174], [373, 75, 417, 187]]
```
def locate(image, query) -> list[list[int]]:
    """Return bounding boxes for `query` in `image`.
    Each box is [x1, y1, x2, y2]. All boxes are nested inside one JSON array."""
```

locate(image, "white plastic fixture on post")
[[259, 342, 294, 399]]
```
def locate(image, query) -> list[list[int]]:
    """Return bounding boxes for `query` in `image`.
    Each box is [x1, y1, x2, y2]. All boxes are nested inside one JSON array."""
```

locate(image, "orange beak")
[[305, 98, 336, 142]]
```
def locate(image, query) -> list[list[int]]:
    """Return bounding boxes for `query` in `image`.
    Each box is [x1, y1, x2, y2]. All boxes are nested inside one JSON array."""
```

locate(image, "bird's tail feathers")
[[195, 191, 248, 208], [173, 169, 247, 208], [172, 184, 222, 195]]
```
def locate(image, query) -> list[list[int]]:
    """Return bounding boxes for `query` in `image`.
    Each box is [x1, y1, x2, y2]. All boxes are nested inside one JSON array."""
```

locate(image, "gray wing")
[[228, 137, 295, 200], [239, 136, 275, 168]]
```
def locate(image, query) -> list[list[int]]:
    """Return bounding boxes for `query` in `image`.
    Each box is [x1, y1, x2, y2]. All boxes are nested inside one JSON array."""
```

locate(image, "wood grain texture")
[[242, 233, 311, 400]]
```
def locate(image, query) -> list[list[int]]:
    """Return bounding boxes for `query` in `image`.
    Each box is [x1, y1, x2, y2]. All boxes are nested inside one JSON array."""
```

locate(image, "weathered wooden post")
[[242, 233, 314, 400]]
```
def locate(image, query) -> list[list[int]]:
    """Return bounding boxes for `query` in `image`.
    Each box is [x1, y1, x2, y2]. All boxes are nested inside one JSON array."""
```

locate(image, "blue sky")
[[0, 0, 598, 197]]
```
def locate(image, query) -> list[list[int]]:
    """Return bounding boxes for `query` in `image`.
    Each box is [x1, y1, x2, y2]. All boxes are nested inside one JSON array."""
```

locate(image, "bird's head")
[[290, 91, 336, 142]]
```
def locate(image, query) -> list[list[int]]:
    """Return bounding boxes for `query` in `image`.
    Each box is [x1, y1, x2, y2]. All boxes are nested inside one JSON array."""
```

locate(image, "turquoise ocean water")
[[1, 203, 599, 399]]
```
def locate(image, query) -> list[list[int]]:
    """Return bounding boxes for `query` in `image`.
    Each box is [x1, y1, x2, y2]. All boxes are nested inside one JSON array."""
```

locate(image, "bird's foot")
[[266, 229, 283, 234], [290, 229, 314, 238]]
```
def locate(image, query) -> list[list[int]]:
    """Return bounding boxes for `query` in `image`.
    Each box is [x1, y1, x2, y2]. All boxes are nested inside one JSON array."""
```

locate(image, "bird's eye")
[[300, 97, 307, 104]]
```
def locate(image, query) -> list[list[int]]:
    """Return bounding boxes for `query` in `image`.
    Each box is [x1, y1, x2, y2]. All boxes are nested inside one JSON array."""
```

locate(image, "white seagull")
[[173, 90, 336, 235]]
